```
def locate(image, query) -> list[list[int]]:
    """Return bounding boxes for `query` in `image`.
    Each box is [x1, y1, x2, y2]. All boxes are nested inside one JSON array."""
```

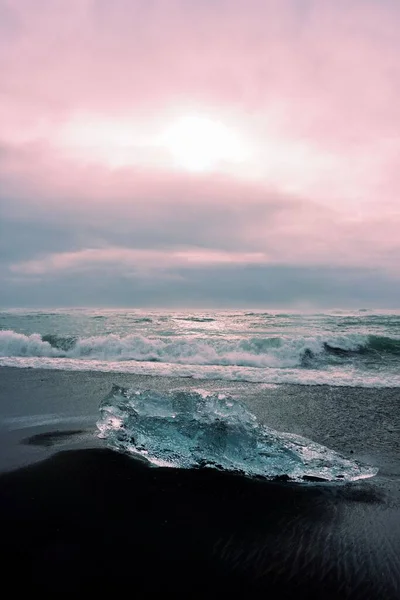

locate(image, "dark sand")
[[0, 367, 399, 598]]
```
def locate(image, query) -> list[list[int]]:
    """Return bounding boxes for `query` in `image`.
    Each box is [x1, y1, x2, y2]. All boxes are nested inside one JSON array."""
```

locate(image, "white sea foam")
[[0, 330, 59, 357], [1, 356, 400, 387]]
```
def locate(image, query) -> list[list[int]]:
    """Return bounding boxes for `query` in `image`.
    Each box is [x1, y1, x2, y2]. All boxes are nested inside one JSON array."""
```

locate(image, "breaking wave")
[[97, 387, 378, 482], [1, 329, 400, 367]]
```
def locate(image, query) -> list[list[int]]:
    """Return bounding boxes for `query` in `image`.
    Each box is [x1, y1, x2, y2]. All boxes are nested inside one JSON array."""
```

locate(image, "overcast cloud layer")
[[1, 0, 400, 308]]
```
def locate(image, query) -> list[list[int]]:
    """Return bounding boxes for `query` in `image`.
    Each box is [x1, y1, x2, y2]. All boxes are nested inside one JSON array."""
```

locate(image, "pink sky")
[[1, 0, 400, 306]]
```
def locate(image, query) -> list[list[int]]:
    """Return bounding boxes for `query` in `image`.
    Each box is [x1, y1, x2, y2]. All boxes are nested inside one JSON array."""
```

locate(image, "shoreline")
[[2, 359, 400, 389], [3, 362, 400, 389]]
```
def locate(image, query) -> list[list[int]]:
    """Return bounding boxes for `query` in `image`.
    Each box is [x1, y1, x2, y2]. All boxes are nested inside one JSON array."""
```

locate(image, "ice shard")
[[97, 386, 378, 482]]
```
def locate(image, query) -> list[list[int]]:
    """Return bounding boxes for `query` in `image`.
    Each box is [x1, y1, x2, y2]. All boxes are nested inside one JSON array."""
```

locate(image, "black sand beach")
[[1, 367, 399, 598]]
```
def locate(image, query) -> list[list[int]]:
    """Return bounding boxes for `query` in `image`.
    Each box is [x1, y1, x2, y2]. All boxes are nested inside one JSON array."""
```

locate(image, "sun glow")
[[162, 115, 246, 172], [57, 113, 247, 172]]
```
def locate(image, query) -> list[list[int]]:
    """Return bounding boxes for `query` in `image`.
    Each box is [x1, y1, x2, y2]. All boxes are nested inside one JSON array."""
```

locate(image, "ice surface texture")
[[97, 386, 378, 482]]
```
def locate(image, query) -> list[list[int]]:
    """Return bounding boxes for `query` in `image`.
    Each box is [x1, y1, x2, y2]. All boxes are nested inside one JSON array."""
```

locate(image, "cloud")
[[9, 247, 269, 277], [3, 261, 400, 309]]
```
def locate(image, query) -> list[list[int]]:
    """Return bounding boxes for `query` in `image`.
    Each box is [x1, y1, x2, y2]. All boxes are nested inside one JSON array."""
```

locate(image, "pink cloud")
[[1, 1, 398, 197], [2, 1, 399, 127], [9, 246, 269, 276]]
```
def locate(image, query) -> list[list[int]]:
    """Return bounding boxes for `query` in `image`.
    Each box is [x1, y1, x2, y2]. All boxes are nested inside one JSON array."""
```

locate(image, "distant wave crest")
[[175, 317, 216, 322]]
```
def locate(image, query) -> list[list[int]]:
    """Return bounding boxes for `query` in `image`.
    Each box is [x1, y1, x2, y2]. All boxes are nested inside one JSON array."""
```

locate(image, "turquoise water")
[[1, 308, 400, 387]]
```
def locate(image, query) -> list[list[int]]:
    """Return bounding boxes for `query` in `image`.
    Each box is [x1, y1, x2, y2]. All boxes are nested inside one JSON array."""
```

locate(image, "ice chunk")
[[97, 386, 378, 482]]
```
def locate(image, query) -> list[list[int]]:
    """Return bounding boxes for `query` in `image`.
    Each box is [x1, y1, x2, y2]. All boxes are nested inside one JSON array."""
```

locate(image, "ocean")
[[1, 307, 400, 387]]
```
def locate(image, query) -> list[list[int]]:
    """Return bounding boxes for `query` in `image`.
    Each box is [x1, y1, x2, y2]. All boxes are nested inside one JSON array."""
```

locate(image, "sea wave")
[[1, 329, 400, 367]]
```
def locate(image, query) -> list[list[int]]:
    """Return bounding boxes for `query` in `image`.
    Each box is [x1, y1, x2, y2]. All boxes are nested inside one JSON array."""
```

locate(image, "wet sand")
[[0, 367, 399, 598]]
